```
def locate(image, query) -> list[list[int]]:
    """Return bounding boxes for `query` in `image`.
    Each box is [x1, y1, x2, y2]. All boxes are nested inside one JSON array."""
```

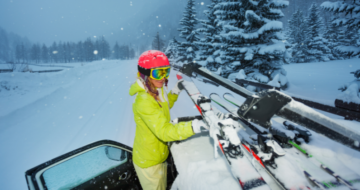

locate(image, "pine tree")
[[15, 44, 21, 63], [0, 28, 9, 61], [63, 42, 70, 63], [58, 41, 65, 63], [41, 44, 49, 63], [119, 45, 129, 60], [50, 42, 58, 63], [165, 37, 180, 64], [98, 36, 111, 60], [83, 38, 95, 62], [30, 44, 41, 64], [129, 48, 135, 59], [304, 3, 333, 62], [321, 0, 360, 58], [113, 42, 121, 60], [212, 0, 245, 74], [177, 0, 199, 64], [323, 16, 343, 60], [76, 41, 84, 62], [335, 26, 360, 59], [214, 0, 289, 88], [152, 32, 165, 51], [287, 9, 309, 63], [321, 0, 360, 30], [197, 0, 221, 70], [94, 40, 100, 60]]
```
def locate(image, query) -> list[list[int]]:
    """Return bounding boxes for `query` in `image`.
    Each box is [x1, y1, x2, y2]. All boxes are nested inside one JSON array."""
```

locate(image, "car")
[[25, 140, 178, 190]]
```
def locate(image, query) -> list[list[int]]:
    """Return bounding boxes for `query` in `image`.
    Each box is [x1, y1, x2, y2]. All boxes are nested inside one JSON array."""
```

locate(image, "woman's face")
[[149, 77, 165, 88]]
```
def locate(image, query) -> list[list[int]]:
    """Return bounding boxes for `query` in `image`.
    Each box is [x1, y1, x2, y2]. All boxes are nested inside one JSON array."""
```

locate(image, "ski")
[[218, 92, 360, 190], [303, 170, 327, 190], [176, 72, 273, 190], [321, 164, 357, 190], [192, 66, 360, 152]]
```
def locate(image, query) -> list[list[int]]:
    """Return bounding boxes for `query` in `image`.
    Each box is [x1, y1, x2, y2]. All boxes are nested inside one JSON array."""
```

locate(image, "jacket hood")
[[129, 79, 146, 96]]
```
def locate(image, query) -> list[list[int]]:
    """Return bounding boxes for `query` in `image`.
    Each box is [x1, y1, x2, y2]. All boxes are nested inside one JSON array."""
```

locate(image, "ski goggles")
[[150, 67, 171, 80]]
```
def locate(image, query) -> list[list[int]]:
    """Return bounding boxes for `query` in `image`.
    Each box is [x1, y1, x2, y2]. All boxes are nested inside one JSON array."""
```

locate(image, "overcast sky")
[[0, 0, 170, 45]]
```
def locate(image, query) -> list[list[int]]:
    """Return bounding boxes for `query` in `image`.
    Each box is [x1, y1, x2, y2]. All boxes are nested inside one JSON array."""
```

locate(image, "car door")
[[25, 140, 141, 190]]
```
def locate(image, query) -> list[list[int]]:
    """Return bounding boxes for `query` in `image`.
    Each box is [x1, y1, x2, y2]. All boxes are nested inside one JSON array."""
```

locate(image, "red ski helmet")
[[138, 50, 170, 76]]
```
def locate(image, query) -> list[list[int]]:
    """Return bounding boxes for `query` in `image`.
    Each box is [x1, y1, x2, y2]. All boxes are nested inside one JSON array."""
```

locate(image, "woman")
[[129, 50, 207, 190]]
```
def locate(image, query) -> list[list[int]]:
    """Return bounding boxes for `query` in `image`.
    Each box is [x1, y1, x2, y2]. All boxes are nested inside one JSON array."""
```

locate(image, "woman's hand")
[[192, 119, 209, 134], [171, 79, 184, 95]]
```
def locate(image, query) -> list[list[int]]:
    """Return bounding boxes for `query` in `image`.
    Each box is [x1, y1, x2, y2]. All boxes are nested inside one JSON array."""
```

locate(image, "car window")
[[42, 145, 127, 190]]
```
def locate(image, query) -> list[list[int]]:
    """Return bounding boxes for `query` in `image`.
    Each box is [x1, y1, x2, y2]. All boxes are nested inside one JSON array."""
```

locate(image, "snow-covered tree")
[[321, 0, 360, 58], [58, 41, 66, 62], [196, 0, 221, 70], [113, 42, 121, 60], [165, 37, 180, 64], [63, 42, 71, 63], [352, 69, 360, 79], [0, 28, 9, 61], [76, 41, 84, 62], [97, 36, 111, 60], [129, 47, 135, 59], [177, 0, 199, 64], [303, 3, 333, 62], [287, 9, 309, 63], [214, 0, 289, 88], [15, 43, 27, 63], [119, 45, 129, 60], [336, 26, 360, 59], [30, 44, 41, 63], [49, 42, 57, 63], [338, 69, 360, 104], [83, 38, 95, 62], [323, 16, 344, 60], [152, 32, 165, 51], [41, 44, 49, 63], [211, 0, 247, 75]]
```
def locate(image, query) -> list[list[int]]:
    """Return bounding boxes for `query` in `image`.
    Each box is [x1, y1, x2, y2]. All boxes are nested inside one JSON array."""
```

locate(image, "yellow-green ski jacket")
[[129, 79, 195, 168]]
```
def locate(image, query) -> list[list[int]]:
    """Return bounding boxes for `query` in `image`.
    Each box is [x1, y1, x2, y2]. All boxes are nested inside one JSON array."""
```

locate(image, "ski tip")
[[176, 74, 183, 80], [224, 92, 233, 97]]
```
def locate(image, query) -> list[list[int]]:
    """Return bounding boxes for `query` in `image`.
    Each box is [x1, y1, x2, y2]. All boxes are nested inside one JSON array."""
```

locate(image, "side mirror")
[[105, 146, 127, 161]]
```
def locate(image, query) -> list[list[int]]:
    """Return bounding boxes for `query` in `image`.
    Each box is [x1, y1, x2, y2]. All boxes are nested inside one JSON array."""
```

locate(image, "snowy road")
[[0, 61, 139, 190]]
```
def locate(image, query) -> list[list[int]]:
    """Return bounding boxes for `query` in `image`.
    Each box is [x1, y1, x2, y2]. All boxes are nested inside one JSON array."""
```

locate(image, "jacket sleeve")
[[167, 92, 179, 109], [134, 96, 194, 142]]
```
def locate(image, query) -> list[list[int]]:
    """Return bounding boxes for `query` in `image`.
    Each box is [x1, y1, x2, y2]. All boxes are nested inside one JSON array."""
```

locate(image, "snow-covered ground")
[[0, 59, 360, 190], [282, 59, 360, 106]]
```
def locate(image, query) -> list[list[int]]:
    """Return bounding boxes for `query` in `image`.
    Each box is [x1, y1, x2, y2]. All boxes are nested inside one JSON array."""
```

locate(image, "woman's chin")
[[155, 83, 164, 88]]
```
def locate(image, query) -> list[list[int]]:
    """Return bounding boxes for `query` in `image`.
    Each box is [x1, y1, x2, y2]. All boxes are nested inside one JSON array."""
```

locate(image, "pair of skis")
[[177, 71, 360, 190], [210, 92, 360, 190], [192, 66, 360, 153], [177, 72, 308, 190]]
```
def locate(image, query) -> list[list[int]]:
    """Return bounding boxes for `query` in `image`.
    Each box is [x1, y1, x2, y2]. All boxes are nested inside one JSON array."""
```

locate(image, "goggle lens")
[[151, 68, 170, 80]]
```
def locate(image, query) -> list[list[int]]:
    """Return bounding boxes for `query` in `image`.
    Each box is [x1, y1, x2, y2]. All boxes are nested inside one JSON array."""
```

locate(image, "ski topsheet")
[[194, 66, 360, 152], [176, 72, 272, 190], [215, 92, 360, 189]]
